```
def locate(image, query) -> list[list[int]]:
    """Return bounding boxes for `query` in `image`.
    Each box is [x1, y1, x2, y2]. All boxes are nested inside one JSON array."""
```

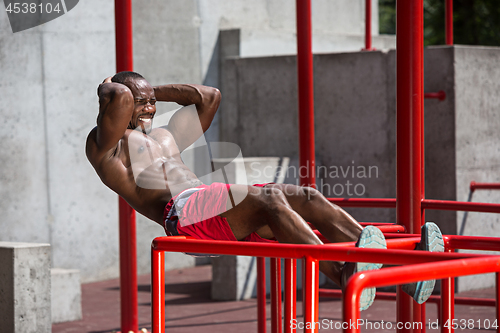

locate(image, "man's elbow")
[[207, 87, 221, 111]]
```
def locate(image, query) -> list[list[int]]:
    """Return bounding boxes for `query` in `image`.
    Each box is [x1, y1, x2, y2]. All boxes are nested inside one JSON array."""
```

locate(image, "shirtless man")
[[86, 71, 442, 310]]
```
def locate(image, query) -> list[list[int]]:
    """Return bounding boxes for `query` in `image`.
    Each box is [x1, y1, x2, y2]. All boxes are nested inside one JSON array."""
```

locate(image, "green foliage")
[[378, 0, 500, 46]]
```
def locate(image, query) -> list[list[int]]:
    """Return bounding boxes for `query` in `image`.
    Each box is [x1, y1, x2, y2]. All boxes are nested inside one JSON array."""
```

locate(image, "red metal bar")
[[396, 0, 424, 329], [152, 237, 488, 266], [296, 0, 316, 188], [422, 199, 500, 213], [270, 258, 282, 333], [363, 0, 374, 51], [284, 259, 297, 333], [445, 0, 453, 45], [446, 235, 500, 252], [257, 257, 267, 333], [470, 181, 500, 192], [303, 256, 319, 333], [118, 198, 138, 333], [115, 0, 133, 72], [328, 197, 397, 208], [319, 289, 496, 306], [424, 91, 446, 101], [151, 249, 165, 333], [115, 1, 137, 332], [496, 273, 500, 333], [343, 256, 500, 333]]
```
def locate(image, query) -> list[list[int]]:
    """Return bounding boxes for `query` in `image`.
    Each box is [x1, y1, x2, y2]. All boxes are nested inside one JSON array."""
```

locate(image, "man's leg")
[[220, 184, 347, 285], [264, 184, 363, 243]]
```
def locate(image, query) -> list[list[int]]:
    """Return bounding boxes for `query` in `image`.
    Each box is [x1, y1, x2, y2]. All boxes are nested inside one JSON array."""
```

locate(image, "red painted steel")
[[284, 259, 297, 333], [318, 289, 496, 307], [118, 198, 138, 332], [343, 256, 500, 333], [470, 182, 500, 192], [396, 0, 425, 328], [445, 0, 454, 45], [302, 256, 319, 333], [363, 0, 374, 51], [115, 0, 133, 71], [151, 249, 165, 333], [115, 1, 138, 332], [257, 257, 267, 333], [422, 199, 500, 213], [424, 91, 446, 101], [152, 237, 487, 264], [496, 273, 500, 333], [328, 197, 397, 208], [270, 258, 283, 333], [296, 0, 316, 188]]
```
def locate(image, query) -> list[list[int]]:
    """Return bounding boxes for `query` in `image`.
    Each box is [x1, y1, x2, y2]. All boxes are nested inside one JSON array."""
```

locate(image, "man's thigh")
[[221, 184, 273, 240]]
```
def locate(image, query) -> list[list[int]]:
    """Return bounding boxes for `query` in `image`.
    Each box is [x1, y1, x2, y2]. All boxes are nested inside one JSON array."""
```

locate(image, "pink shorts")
[[163, 182, 276, 243]]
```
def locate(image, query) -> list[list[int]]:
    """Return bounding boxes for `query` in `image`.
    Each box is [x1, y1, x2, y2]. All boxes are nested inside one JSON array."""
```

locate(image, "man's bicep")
[[166, 104, 205, 151]]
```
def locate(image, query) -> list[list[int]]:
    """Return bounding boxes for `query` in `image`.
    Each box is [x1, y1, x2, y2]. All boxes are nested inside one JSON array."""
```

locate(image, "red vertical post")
[[396, 0, 424, 332], [284, 259, 297, 333], [364, 0, 373, 50], [445, 0, 453, 45], [257, 257, 267, 333], [270, 258, 283, 333], [115, 1, 137, 332], [441, 247, 455, 333], [151, 249, 165, 333], [302, 256, 319, 333], [496, 273, 500, 333], [296, 0, 316, 188]]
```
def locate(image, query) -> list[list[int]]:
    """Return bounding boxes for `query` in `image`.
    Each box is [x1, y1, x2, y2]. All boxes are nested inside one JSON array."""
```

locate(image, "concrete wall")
[[453, 46, 500, 292], [0, 1, 389, 283]]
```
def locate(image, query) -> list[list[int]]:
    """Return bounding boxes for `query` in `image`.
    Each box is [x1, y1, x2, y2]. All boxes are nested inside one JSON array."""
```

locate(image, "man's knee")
[[255, 186, 289, 214], [298, 186, 322, 201]]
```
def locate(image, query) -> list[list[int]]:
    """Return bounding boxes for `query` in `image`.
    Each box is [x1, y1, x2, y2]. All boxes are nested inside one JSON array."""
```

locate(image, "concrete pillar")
[[51, 268, 82, 323], [0, 242, 51, 333]]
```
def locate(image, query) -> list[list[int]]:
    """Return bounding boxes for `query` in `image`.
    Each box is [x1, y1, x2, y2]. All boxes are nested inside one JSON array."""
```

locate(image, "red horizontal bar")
[[470, 181, 500, 192], [446, 235, 500, 252], [328, 198, 397, 208], [343, 256, 500, 333], [319, 289, 495, 306], [422, 199, 500, 213], [152, 237, 486, 265], [424, 90, 446, 101]]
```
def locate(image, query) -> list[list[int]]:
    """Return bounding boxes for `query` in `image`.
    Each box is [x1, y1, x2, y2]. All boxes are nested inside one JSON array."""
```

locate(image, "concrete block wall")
[[0, 242, 51, 333]]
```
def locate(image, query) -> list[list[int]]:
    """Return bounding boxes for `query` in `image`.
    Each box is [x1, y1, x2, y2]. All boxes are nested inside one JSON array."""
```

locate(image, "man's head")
[[112, 71, 157, 133]]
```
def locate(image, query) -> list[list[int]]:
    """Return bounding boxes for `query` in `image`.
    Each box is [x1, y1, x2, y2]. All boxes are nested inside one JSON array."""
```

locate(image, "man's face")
[[125, 78, 156, 133]]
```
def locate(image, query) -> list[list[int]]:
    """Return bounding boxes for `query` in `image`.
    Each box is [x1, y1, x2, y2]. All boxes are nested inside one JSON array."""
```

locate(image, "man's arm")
[[154, 84, 221, 151], [94, 78, 134, 153]]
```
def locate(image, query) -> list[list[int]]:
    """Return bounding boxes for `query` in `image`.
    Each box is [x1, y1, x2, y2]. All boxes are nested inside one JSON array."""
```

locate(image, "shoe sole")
[[355, 226, 386, 311], [402, 222, 444, 304]]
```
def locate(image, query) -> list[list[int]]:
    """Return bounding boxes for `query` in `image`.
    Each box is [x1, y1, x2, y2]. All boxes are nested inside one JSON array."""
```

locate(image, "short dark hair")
[[111, 71, 145, 85]]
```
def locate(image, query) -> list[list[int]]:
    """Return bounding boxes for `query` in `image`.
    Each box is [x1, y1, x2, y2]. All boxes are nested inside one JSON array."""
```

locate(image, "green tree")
[[379, 0, 500, 46]]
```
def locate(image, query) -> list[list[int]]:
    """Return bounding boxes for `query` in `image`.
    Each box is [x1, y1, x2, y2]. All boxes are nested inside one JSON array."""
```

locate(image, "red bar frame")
[[115, 1, 138, 332], [343, 256, 500, 333], [445, 0, 454, 45], [424, 91, 446, 101], [296, 0, 316, 188], [270, 258, 282, 333], [470, 182, 500, 192], [363, 0, 374, 51]]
